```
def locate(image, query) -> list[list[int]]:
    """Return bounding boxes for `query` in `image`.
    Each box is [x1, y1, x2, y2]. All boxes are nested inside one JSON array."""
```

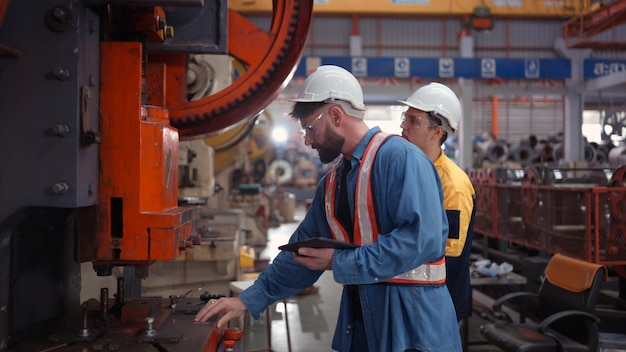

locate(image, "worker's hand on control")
[[294, 247, 334, 270], [194, 297, 247, 329]]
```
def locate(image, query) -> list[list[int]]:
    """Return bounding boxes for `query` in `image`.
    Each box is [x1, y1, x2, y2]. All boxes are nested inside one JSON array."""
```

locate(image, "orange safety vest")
[[324, 132, 446, 285]]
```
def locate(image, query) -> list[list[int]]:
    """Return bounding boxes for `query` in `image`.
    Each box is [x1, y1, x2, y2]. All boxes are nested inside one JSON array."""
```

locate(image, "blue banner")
[[583, 59, 626, 79], [294, 57, 572, 79]]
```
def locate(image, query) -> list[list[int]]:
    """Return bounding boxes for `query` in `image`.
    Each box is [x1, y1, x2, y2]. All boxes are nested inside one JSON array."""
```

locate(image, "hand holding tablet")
[[278, 237, 358, 252]]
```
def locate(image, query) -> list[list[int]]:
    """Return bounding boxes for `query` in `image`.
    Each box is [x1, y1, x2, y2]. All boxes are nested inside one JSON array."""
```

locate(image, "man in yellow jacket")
[[399, 82, 476, 324]]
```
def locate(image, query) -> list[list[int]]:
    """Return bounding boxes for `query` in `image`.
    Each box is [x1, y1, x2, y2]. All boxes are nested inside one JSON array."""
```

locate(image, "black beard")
[[317, 128, 345, 163]]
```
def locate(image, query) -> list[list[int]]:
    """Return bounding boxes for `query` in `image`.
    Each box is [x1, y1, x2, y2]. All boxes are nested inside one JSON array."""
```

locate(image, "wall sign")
[[294, 56, 572, 79]]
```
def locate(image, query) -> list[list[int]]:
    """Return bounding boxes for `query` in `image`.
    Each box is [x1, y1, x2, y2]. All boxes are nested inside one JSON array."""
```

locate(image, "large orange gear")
[[163, 0, 313, 139]]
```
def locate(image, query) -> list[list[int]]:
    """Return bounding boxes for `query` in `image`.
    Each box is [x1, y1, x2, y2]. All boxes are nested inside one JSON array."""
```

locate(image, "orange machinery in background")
[[472, 165, 626, 279], [0, 0, 312, 351]]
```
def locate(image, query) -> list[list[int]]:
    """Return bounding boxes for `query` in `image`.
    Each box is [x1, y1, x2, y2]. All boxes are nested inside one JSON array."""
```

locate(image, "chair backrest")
[[537, 253, 608, 346]]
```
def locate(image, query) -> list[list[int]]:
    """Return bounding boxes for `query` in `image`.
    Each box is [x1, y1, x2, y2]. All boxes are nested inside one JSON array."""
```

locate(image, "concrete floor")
[[239, 205, 503, 352]]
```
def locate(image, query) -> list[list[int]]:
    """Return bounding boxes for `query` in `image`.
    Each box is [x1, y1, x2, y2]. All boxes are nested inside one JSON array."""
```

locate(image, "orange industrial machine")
[[0, 0, 312, 351]]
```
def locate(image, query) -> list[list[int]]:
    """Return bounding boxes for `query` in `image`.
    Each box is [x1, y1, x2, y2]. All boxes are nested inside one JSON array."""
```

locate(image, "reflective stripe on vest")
[[324, 132, 446, 285]]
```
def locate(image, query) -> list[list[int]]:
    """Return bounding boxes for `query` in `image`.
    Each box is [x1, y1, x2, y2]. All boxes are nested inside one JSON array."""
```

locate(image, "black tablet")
[[278, 237, 358, 252]]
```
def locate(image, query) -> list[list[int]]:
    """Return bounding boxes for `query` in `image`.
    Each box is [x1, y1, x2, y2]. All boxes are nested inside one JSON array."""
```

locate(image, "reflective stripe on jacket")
[[324, 131, 446, 285]]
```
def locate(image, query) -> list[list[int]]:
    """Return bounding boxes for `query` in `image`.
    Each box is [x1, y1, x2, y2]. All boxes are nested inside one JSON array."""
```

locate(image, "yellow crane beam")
[[231, 0, 592, 17]]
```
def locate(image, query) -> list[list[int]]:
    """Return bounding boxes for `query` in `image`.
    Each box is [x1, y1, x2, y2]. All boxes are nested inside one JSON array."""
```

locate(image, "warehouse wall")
[[246, 12, 625, 156]]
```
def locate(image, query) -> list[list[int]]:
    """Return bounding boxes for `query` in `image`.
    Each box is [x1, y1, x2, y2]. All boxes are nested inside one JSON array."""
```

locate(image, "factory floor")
[[241, 204, 502, 352]]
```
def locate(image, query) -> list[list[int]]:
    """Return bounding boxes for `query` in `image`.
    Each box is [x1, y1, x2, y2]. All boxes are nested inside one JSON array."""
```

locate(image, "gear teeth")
[[175, 0, 309, 134]]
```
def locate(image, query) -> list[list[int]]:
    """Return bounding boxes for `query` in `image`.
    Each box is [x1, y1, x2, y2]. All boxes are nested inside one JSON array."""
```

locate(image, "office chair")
[[480, 253, 607, 352]]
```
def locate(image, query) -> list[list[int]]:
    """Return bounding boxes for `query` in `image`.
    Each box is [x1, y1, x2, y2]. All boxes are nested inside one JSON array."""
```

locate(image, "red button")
[[224, 327, 243, 340]]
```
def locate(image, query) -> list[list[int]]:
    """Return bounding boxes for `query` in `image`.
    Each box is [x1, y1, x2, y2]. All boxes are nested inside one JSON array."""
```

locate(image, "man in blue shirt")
[[196, 65, 462, 352]]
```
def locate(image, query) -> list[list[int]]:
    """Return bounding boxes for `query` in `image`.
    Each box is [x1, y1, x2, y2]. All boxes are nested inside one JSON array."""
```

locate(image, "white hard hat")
[[398, 82, 461, 132], [291, 65, 366, 118]]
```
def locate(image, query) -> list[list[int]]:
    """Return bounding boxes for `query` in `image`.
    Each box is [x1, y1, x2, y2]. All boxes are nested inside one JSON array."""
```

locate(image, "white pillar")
[[458, 35, 474, 170], [555, 38, 591, 162]]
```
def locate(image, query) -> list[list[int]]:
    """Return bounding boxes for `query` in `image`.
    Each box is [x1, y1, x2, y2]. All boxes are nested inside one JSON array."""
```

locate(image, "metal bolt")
[[52, 7, 67, 21], [52, 124, 70, 137], [53, 66, 70, 81], [51, 182, 70, 195], [145, 317, 156, 336], [45, 5, 74, 32]]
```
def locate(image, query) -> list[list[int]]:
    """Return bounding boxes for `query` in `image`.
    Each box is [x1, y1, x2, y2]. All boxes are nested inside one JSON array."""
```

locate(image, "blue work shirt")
[[240, 127, 462, 352]]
